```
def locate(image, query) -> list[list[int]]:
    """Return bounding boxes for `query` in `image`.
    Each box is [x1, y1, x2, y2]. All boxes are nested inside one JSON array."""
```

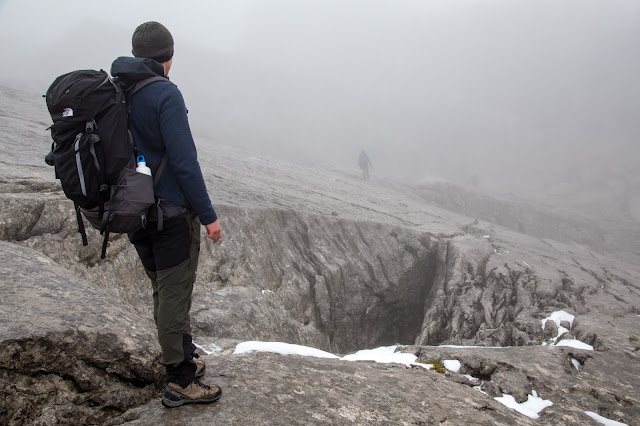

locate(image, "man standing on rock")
[[110, 21, 222, 408]]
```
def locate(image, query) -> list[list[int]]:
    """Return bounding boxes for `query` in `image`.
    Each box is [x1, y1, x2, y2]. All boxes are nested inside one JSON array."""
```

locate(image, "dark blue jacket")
[[111, 57, 217, 225]]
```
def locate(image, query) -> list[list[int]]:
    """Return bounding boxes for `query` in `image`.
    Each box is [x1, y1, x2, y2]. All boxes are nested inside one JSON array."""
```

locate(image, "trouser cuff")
[[165, 333, 198, 387]]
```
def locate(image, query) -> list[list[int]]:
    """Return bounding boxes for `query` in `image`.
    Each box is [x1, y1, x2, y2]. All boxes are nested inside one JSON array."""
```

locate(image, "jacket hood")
[[110, 56, 166, 86]]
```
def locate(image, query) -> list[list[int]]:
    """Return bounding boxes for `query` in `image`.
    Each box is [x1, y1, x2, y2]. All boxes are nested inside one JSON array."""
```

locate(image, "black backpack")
[[45, 69, 168, 258]]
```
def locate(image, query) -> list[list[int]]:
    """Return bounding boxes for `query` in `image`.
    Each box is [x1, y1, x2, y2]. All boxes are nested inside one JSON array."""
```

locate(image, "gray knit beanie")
[[132, 21, 174, 63]]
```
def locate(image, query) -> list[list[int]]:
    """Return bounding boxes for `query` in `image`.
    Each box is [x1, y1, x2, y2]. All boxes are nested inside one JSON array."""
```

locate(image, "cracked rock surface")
[[1, 85, 639, 425], [107, 351, 537, 426], [0, 241, 164, 425]]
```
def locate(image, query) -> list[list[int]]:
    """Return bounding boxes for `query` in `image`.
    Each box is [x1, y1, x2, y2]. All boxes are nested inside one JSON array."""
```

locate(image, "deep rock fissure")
[[277, 215, 441, 354], [1, 191, 446, 355], [0, 193, 599, 356]]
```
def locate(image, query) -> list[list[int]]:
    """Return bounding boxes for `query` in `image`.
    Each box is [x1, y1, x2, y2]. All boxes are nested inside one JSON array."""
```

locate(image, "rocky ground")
[[1, 84, 639, 425]]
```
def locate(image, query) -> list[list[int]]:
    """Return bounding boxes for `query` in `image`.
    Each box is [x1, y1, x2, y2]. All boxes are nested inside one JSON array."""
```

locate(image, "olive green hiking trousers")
[[130, 213, 201, 377]]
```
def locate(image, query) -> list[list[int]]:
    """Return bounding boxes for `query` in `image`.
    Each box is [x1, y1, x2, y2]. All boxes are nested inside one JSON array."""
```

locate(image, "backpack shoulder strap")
[[130, 76, 171, 97], [126, 75, 171, 186], [154, 153, 169, 187], [124, 76, 171, 111]]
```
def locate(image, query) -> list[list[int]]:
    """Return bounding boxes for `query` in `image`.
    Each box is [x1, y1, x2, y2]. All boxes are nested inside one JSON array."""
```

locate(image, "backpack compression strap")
[[100, 231, 110, 259], [153, 153, 169, 232], [75, 203, 88, 246]]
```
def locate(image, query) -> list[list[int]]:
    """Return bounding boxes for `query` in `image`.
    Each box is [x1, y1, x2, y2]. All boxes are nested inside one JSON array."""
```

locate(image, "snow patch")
[[494, 392, 553, 419], [584, 411, 628, 426], [436, 345, 511, 349], [570, 357, 580, 371], [473, 385, 487, 394], [234, 341, 339, 359], [541, 311, 592, 349], [193, 341, 222, 355], [556, 326, 570, 338], [234, 342, 422, 367], [413, 362, 434, 370], [541, 310, 575, 330], [443, 359, 461, 372], [463, 374, 479, 383], [554, 339, 593, 351], [341, 346, 417, 366]]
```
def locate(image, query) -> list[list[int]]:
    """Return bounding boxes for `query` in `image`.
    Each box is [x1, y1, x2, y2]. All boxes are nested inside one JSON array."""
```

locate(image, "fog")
[[1, 0, 639, 214]]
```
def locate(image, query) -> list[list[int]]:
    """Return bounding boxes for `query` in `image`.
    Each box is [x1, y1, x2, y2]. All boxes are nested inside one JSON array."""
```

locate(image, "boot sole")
[[162, 391, 221, 408]]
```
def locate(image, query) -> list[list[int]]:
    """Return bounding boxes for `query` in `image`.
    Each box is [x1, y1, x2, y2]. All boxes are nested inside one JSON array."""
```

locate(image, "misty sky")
[[1, 0, 639, 197]]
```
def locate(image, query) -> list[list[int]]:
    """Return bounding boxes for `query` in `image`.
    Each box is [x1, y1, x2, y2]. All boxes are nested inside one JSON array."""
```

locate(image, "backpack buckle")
[[85, 119, 97, 133]]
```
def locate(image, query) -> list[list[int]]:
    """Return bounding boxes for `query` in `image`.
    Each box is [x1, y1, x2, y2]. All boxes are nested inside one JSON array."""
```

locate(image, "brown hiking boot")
[[162, 380, 222, 408], [195, 358, 205, 378]]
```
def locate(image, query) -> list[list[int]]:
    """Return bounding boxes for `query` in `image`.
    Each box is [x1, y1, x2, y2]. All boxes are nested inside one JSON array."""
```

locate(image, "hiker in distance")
[[110, 22, 222, 408], [359, 149, 373, 180]]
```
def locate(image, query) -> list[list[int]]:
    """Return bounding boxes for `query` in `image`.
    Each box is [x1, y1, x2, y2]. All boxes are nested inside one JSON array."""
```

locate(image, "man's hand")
[[205, 220, 221, 243]]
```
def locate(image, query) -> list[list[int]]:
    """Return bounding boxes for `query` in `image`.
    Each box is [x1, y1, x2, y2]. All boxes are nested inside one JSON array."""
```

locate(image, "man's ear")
[[162, 57, 173, 77]]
